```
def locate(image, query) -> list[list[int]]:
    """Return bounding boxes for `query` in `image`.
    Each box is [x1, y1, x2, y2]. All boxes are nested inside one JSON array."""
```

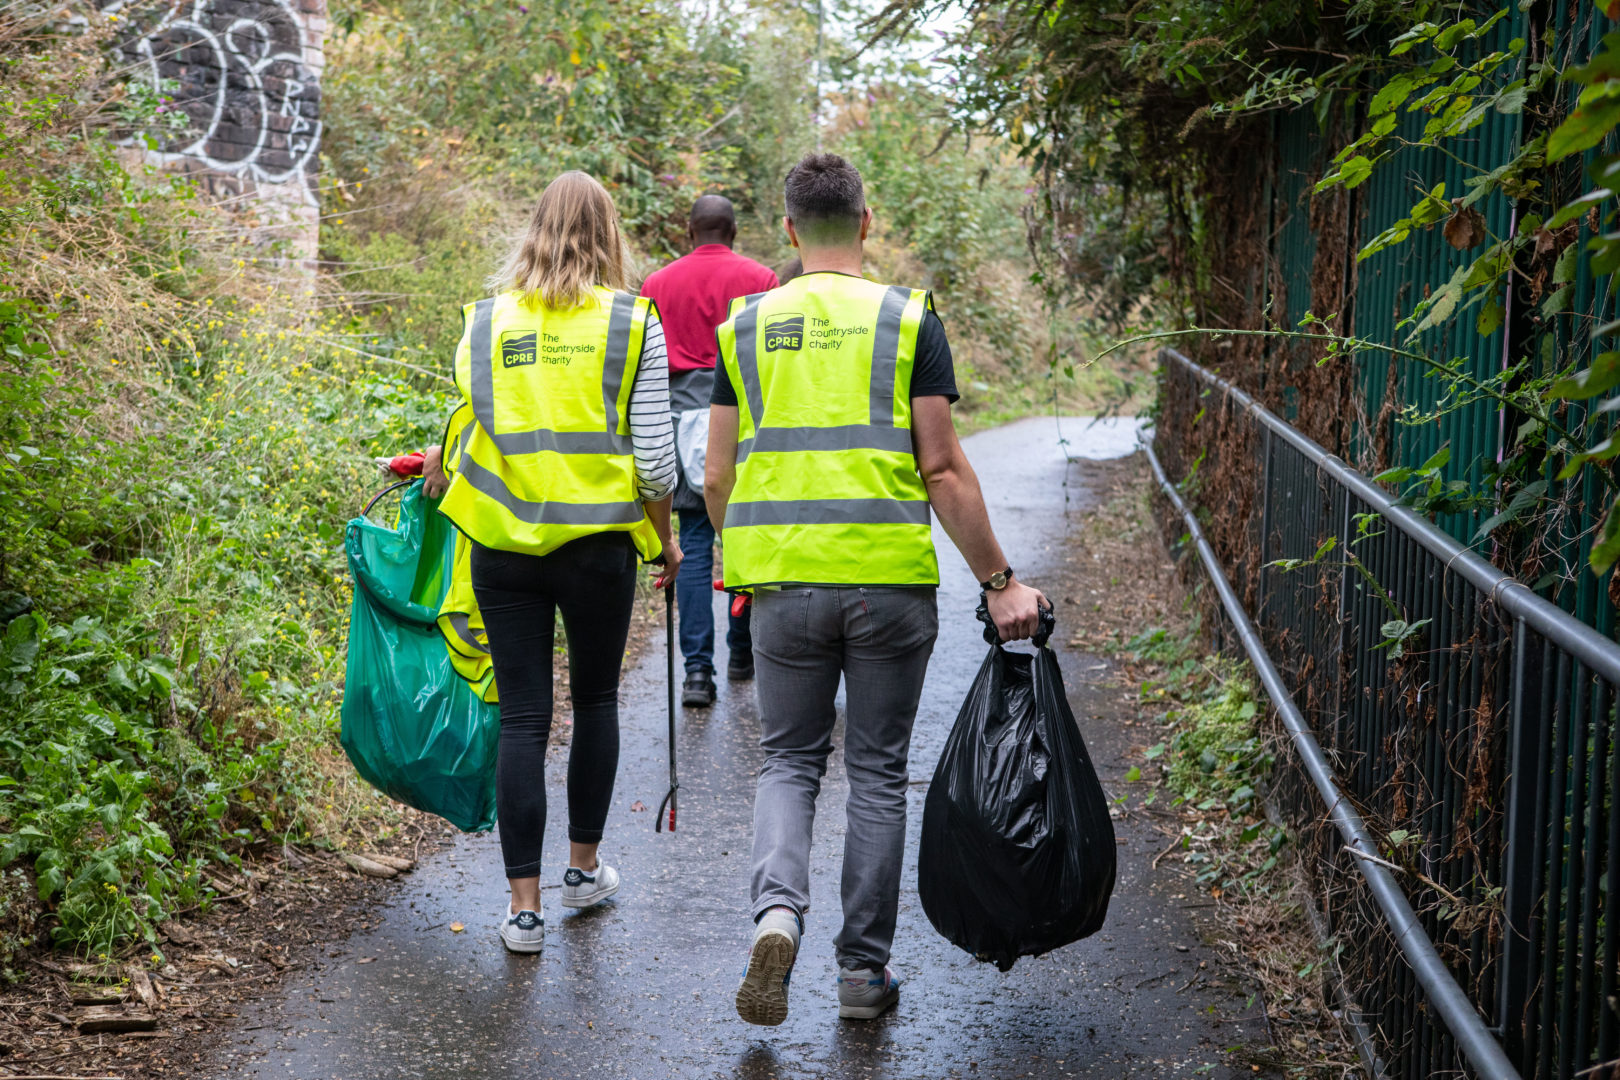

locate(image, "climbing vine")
[[871, 0, 1620, 585]]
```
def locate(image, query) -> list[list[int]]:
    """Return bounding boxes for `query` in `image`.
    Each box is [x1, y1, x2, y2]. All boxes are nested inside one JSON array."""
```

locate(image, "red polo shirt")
[[641, 244, 779, 374]]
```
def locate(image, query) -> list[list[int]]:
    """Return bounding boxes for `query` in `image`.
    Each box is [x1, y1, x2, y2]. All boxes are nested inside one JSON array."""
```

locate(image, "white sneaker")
[[837, 966, 900, 1019], [499, 905, 544, 953], [735, 907, 799, 1027], [560, 861, 620, 909]]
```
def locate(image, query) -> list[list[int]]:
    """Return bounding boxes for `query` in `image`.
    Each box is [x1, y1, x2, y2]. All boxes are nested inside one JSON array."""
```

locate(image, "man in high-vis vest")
[[707, 153, 1046, 1026]]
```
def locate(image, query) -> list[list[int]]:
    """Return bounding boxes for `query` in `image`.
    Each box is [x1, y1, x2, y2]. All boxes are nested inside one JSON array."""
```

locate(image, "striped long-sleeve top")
[[628, 313, 677, 501]]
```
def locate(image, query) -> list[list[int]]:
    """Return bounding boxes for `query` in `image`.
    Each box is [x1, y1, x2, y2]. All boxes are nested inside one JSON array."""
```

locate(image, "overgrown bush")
[[0, 8, 447, 957]]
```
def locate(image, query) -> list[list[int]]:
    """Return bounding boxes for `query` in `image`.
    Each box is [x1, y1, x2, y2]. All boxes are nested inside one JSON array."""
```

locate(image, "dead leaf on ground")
[[630, 800, 647, 812], [449, 922, 465, 933]]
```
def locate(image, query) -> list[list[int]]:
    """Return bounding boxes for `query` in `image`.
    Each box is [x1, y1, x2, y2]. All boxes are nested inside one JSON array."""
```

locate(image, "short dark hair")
[[783, 153, 865, 244]]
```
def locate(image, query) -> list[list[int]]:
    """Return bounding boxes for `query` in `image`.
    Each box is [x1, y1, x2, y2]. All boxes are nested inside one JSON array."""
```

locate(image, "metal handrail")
[[1160, 348, 1620, 686], [1143, 434, 1523, 1080]]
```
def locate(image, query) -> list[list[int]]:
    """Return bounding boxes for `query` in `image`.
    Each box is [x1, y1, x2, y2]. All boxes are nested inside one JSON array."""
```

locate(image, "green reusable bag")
[[340, 480, 499, 832]]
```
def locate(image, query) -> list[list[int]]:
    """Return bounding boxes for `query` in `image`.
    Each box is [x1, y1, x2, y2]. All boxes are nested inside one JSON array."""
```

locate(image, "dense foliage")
[[876, 0, 1620, 594]]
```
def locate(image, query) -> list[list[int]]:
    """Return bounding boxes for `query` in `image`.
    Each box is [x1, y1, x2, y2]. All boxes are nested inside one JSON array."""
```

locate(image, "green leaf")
[[1474, 480, 1549, 540], [2, 613, 41, 676], [1553, 243, 1580, 285], [1592, 498, 1620, 576], [1547, 95, 1620, 163], [1558, 436, 1620, 480], [1125, 765, 1142, 782], [1549, 351, 1620, 400], [1549, 190, 1613, 229], [139, 655, 178, 693], [1370, 75, 1422, 117], [1409, 282, 1460, 338]]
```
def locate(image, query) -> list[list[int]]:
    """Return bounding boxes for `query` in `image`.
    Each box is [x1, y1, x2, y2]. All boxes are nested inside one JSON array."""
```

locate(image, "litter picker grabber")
[[655, 577, 679, 834]]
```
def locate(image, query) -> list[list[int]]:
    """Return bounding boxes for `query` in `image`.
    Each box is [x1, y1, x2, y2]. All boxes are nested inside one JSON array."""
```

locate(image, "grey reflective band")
[[601, 291, 636, 447], [468, 296, 497, 435], [725, 498, 931, 528], [732, 298, 767, 431], [459, 456, 644, 526], [442, 612, 488, 656], [736, 424, 915, 462], [869, 285, 912, 427], [469, 293, 634, 458], [478, 429, 623, 456]]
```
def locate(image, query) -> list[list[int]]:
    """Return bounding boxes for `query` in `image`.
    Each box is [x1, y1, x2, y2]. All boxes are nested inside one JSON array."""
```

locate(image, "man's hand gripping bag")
[[918, 604, 1116, 970]]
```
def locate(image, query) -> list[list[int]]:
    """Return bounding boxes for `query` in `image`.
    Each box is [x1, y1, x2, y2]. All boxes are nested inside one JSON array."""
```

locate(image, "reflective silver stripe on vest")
[[459, 456, 644, 526], [442, 612, 488, 656], [469, 293, 634, 457], [601, 291, 636, 447], [468, 296, 497, 435], [869, 285, 912, 427], [736, 424, 914, 463], [724, 498, 931, 528], [732, 297, 767, 431]]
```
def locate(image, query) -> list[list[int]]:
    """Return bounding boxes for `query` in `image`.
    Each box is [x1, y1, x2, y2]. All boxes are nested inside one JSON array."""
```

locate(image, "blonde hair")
[[489, 171, 632, 308]]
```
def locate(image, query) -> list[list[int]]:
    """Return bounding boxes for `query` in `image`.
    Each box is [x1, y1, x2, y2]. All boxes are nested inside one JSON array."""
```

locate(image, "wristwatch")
[[980, 566, 1014, 591]]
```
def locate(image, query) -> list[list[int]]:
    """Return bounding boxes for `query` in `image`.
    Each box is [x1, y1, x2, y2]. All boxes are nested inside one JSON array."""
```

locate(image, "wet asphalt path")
[[211, 417, 1268, 1079]]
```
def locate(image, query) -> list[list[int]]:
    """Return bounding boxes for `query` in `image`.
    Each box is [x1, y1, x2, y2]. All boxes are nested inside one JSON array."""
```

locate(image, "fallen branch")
[[1151, 832, 1186, 869]]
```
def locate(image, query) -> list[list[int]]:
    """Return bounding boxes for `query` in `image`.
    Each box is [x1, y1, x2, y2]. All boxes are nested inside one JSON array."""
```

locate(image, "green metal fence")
[[1258, 3, 1615, 632]]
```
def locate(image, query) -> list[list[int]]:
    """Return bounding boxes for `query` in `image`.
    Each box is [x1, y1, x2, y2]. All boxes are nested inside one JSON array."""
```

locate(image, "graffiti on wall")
[[110, 0, 323, 205]]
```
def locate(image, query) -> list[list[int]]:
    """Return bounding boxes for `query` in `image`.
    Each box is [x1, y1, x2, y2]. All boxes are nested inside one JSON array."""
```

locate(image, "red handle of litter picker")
[[388, 452, 426, 477], [714, 580, 753, 619]]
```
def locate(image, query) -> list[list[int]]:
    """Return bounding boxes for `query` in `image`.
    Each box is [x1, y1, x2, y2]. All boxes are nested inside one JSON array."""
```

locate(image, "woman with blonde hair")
[[423, 171, 680, 953]]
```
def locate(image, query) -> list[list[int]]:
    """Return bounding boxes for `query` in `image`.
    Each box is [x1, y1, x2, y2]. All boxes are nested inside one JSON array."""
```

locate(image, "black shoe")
[[682, 669, 716, 707], [727, 652, 755, 682]]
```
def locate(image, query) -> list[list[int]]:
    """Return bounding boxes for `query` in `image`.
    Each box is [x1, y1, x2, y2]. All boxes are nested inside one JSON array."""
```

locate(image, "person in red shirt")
[[641, 196, 779, 707]]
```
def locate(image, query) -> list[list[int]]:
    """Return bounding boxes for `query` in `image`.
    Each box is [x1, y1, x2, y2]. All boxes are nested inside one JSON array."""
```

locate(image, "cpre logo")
[[763, 314, 804, 353], [500, 331, 537, 368]]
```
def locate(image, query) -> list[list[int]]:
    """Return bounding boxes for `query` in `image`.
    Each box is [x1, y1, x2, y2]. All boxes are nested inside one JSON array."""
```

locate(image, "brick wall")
[[112, 0, 325, 262]]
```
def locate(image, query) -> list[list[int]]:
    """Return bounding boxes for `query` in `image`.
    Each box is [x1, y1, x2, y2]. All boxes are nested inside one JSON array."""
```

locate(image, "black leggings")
[[471, 532, 637, 879]]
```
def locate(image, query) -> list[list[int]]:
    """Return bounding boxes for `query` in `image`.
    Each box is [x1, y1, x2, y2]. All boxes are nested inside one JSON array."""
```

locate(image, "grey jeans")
[[749, 585, 939, 972]]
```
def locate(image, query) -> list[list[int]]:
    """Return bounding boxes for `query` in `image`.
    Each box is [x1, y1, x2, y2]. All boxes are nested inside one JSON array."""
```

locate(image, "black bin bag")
[[918, 602, 1117, 971]]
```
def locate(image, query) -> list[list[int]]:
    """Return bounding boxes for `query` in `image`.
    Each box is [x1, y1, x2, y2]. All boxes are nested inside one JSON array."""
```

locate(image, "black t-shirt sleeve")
[[909, 308, 959, 402], [710, 361, 738, 406]]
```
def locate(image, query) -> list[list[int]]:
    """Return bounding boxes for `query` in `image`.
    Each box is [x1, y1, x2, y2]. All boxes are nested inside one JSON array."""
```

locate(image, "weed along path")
[[209, 418, 1269, 1080]]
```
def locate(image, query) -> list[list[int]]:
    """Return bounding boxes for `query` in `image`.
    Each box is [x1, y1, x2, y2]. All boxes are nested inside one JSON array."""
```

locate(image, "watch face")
[[989, 572, 1007, 589]]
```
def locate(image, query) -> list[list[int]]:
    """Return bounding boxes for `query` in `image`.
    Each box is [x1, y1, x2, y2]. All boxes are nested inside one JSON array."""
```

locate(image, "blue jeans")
[[676, 512, 752, 674]]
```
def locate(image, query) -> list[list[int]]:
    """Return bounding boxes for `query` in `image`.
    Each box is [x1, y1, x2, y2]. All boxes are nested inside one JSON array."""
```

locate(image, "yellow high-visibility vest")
[[438, 287, 662, 563], [715, 273, 939, 588]]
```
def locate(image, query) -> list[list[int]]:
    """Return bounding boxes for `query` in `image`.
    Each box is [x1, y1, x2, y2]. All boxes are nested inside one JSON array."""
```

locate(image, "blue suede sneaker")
[[735, 907, 799, 1026], [837, 966, 900, 1019]]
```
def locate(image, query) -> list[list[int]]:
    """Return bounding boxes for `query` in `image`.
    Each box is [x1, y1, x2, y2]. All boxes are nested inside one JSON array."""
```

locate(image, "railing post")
[[1332, 479, 1354, 754], [1259, 425, 1274, 628], [1499, 616, 1547, 1073]]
